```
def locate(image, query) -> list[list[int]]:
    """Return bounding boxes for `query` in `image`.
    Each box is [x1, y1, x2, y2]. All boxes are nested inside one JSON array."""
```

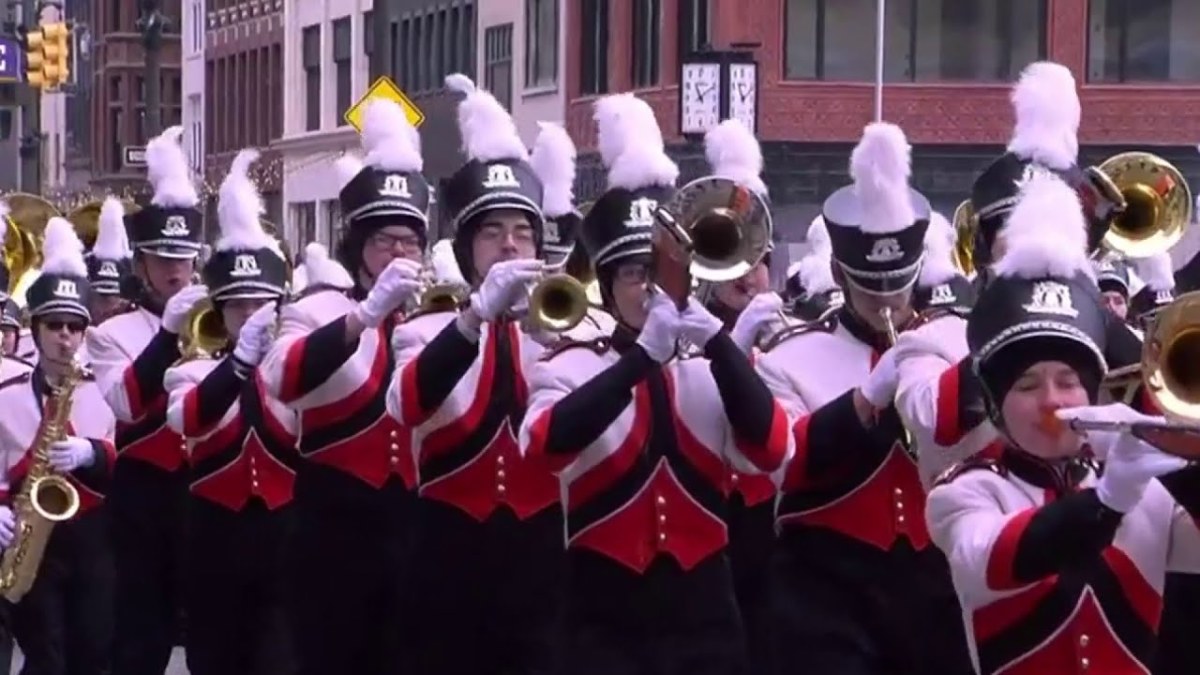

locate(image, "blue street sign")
[[0, 38, 19, 82]]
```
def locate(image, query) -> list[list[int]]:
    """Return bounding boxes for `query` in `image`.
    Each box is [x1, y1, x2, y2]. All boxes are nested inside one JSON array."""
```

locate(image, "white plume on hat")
[[1132, 251, 1174, 292], [300, 242, 353, 289], [146, 126, 199, 208], [529, 121, 577, 218], [93, 197, 133, 260], [362, 99, 423, 173], [216, 149, 282, 257], [594, 94, 678, 191], [1006, 62, 1080, 171], [40, 217, 87, 277], [992, 172, 1092, 280], [445, 73, 528, 163], [918, 211, 958, 287], [849, 122, 915, 235], [1168, 174, 1200, 270], [334, 153, 365, 192], [704, 119, 767, 197], [796, 216, 837, 294], [430, 239, 467, 286]]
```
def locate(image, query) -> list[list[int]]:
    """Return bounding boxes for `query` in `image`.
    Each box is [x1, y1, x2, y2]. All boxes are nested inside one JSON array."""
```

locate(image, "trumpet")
[[880, 306, 899, 346], [418, 282, 468, 313], [178, 300, 227, 362], [526, 273, 591, 333]]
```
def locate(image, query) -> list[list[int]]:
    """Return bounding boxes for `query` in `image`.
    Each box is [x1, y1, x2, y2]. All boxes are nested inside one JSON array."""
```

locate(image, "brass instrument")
[[1059, 291, 1200, 458], [1097, 152, 1193, 259], [527, 272, 591, 332], [178, 299, 227, 362], [66, 198, 139, 251], [951, 199, 976, 276], [653, 176, 773, 285], [0, 358, 84, 603], [419, 281, 467, 313], [3, 193, 61, 302], [880, 306, 900, 346]]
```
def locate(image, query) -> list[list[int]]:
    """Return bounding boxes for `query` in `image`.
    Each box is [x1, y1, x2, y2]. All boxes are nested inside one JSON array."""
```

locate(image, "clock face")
[[728, 63, 758, 135], [681, 62, 721, 135]]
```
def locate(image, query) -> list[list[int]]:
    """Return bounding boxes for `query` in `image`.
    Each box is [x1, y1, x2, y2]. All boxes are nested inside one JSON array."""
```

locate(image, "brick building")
[[564, 0, 1200, 246], [91, 0, 183, 191]]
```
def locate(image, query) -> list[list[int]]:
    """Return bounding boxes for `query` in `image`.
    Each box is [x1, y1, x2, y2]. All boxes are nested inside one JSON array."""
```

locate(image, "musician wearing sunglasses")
[[518, 94, 789, 675], [258, 99, 427, 675], [927, 171, 1200, 675], [161, 150, 297, 675], [384, 74, 563, 675], [85, 128, 207, 675], [0, 218, 116, 675], [755, 122, 972, 674]]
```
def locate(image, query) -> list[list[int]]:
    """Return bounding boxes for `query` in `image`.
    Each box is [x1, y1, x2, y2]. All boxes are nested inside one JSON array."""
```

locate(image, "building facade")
[[91, 0, 183, 192], [181, 0, 205, 180], [202, 0, 285, 242], [476, 0, 567, 145], [564, 0, 1200, 251]]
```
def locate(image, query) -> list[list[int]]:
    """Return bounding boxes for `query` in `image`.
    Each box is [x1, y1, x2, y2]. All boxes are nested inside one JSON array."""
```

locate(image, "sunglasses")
[[42, 320, 87, 334]]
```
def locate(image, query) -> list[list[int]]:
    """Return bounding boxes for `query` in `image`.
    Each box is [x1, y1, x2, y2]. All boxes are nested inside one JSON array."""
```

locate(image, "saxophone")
[[0, 359, 84, 603]]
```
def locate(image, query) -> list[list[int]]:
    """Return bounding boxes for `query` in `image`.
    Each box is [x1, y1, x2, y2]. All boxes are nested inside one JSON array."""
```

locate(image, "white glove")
[[232, 302, 277, 366], [859, 348, 900, 409], [353, 258, 423, 328], [162, 285, 210, 334], [469, 259, 545, 322], [48, 436, 95, 473], [729, 292, 784, 354], [679, 297, 724, 351], [0, 507, 13, 550], [636, 293, 683, 363]]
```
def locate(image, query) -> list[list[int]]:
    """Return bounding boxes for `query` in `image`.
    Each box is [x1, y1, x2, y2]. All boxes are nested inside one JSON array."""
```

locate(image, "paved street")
[[11, 647, 189, 673]]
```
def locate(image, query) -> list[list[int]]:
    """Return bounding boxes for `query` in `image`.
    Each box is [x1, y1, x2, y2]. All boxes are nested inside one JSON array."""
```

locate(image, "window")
[[580, 0, 609, 94], [630, 0, 660, 87], [332, 18, 352, 122], [189, 0, 203, 53], [110, 0, 121, 33], [484, 24, 513, 110], [525, 0, 557, 88], [109, 108, 123, 172], [302, 25, 320, 131], [784, 0, 1045, 82], [294, 202, 318, 247], [324, 200, 341, 242], [390, 4, 475, 95], [363, 11, 374, 57], [678, 0, 710, 58], [187, 95, 202, 170], [1088, 0, 1200, 82]]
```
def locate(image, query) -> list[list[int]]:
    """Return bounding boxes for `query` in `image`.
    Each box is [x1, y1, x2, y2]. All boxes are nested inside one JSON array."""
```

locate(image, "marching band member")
[[386, 73, 562, 675], [757, 122, 973, 674], [164, 150, 298, 675], [258, 98, 427, 675], [1128, 252, 1175, 330], [0, 300, 22, 363], [519, 93, 791, 674], [1095, 256, 1135, 321], [86, 197, 135, 325], [0, 217, 116, 675], [86, 126, 206, 675], [926, 170, 1200, 675], [787, 216, 845, 322]]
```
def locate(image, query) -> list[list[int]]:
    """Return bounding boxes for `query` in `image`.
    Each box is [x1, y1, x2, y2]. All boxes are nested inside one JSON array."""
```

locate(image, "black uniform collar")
[[837, 305, 894, 353], [1003, 445, 1093, 495]]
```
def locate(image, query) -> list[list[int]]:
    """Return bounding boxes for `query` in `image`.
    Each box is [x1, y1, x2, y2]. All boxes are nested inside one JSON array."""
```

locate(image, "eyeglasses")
[[367, 232, 423, 252], [42, 320, 87, 334]]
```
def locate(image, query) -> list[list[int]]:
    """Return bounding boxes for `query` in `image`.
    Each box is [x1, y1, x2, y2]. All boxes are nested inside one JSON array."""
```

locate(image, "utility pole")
[[15, 0, 41, 192], [137, 0, 166, 139]]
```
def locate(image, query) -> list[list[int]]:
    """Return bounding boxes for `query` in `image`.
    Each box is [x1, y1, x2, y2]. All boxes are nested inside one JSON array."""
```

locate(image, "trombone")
[[1095, 152, 1192, 259]]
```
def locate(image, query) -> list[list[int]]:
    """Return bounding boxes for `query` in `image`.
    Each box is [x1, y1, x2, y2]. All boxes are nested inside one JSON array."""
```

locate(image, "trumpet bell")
[[658, 177, 773, 283], [528, 274, 589, 332], [1098, 152, 1193, 258], [179, 300, 228, 361], [951, 199, 976, 276], [419, 284, 466, 313], [1144, 291, 1200, 425]]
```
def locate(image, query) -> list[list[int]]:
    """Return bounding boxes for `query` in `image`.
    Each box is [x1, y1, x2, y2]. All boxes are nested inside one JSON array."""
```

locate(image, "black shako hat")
[[26, 218, 93, 323], [128, 126, 203, 259]]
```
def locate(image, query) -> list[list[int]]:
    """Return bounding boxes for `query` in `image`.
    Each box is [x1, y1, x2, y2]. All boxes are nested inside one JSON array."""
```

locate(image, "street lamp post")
[[137, 0, 166, 140]]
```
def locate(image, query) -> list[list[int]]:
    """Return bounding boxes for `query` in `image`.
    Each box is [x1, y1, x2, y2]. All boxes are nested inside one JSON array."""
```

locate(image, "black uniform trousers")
[[560, 549, 747, 675], [13, 508, 114, 675], [726, 496, 775, 675], [407, 499, 565, 675], [1153, 573, 1200, 675], [288, 465, 414, 675], [185, 498, 295, 675], [769, 529, 974, 675], [110, 460, 189, 675]]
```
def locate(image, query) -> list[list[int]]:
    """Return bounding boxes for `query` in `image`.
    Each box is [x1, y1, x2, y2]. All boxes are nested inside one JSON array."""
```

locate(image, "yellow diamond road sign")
[[344, 76, 425, 132]]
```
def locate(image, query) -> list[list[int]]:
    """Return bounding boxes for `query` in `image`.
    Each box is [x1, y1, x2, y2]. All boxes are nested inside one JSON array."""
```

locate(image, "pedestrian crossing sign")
[[344, 76, 426, 132]]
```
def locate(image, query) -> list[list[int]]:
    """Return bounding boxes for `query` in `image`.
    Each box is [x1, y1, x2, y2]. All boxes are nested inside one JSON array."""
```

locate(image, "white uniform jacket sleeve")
[[86, 309, 175, 423], [165, 358, 240, 443]]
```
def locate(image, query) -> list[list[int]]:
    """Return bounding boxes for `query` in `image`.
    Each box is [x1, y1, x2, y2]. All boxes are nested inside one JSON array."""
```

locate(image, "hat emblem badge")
[[1023, 281, 1078, 318], [865, 237, 903, 264], [162, 215, 190, 237], [230, 254, 262, 278], [482, 164, 520, 189], [54, 279, 79, 299]]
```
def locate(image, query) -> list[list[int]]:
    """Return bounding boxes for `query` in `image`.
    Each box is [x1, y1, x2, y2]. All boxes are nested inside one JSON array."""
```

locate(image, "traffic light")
[[24, 22, 70, 90], [25, 27, 45, 89]]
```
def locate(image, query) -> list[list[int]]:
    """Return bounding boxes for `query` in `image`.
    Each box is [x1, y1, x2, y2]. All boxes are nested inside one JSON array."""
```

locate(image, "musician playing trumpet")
[[927, 171, 1200, 675], [163, 149, 298, 675], [85, 197, 135, 325], [0, 218, 116, 675]]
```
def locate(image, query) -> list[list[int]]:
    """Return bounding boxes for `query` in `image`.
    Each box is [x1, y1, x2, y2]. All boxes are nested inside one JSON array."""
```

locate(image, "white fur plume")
[[529, 122, 577, 218], [796, 246, 837, 295], [595, 94, 678, 191], [445, 73, 528, 163], [704, 119, 767, 196], [0, 200, 8, 249], [93, 197, 132, 260], [849, 123, 915, 234], [335, 154, 365, 191], [291, 264, 309, 292], [1132, 252, 1174, 292], [40, 217, 87, 277], [216, 149, 280, 256], [919, 211, 958, 287], [807, 215, 831, 253], [301, 242, 353, 289], [146, 126, 199, 208], [1169, 191, 1200, 270], [430, 239, 467, 286], [362, 99, 423, 172], [992, 173, 1092, 280], [1006, 62, 1080, 170], [786, 260, 804, 279]]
